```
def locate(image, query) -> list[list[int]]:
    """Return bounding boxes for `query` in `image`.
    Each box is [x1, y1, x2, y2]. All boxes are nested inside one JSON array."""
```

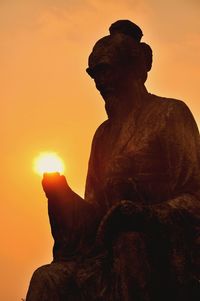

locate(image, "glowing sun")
[[33, 152, 65, 175]]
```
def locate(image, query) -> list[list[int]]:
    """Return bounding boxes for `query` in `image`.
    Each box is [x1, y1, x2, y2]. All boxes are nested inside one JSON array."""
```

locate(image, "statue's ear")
[[140, 42, 153, 72]]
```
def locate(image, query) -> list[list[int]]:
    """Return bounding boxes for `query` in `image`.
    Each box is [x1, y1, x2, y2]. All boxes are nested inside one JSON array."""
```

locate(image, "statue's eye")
[[95, 63, 112, 74], [86, 63, 112, 78]]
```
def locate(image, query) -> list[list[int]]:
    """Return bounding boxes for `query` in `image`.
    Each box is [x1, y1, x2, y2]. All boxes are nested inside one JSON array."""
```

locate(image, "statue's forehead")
[[88, 37, 119, 68], [89, 49, 117, 68], [88, 33, 139, 68]]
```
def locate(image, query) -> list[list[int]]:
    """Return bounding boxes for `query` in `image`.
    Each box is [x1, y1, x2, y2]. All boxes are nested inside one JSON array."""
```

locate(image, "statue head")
[[86, 20, 152, 102]]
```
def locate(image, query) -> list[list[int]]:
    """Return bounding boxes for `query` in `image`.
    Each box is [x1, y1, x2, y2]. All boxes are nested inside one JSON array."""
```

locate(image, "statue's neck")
[[105, 82, 148, 122]]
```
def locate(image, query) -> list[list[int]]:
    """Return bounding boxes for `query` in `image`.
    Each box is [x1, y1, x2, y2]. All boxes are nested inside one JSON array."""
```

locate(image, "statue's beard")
[[104, 95, 120, 119]]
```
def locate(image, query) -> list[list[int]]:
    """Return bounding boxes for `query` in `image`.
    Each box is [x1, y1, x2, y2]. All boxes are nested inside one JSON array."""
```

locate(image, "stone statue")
[[26, 20, 200, 301]]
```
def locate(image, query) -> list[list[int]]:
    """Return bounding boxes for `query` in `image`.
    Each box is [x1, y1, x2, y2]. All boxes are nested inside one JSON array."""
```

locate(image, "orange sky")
[[1, 1, 200, 300]]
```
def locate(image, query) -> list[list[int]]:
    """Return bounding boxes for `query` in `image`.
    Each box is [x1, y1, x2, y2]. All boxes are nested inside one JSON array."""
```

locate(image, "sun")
[[33, 152, 65, 176]]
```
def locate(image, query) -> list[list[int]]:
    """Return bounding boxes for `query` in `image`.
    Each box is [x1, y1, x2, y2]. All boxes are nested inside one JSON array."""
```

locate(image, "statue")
[[26, 20, 200, 301]]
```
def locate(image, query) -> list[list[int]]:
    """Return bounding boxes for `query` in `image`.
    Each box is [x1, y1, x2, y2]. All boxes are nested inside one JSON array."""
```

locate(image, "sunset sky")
[[1, 1, 200, 300]]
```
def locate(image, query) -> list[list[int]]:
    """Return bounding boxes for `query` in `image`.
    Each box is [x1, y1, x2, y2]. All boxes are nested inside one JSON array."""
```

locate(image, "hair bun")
[[109, 20, 143, 42]]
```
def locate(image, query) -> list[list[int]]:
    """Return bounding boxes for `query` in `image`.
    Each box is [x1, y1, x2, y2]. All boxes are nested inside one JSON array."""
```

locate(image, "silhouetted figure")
[[26, 20, 200, 301]]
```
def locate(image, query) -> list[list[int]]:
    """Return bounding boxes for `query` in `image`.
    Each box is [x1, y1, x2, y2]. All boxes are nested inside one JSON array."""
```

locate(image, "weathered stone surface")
[[26, 20, 200, 301]]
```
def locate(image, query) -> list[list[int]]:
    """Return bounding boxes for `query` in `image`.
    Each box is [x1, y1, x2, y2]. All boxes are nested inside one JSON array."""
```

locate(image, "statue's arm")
[[43, 122, 107, 259], [42, 173, 99, 260], [158, 100, 200, 219]]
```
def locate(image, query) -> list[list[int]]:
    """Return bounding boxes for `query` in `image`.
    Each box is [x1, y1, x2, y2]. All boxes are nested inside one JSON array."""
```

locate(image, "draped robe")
[[83, 93, 200, 300], [27, 94, 200, 301]]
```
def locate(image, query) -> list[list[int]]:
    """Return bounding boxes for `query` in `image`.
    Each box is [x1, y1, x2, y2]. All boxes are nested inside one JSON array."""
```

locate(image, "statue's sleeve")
[[161, 101, 200, 212], [50, 123, 108, 260], [48, 188, 98, 261], [150, 102, 200, 279], [165, 101, 200, 197]]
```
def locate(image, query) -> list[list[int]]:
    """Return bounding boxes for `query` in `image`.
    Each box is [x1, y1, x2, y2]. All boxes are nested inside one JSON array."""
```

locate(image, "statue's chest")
[[95, 113, 169, 204], [98, 117, 165, 178]]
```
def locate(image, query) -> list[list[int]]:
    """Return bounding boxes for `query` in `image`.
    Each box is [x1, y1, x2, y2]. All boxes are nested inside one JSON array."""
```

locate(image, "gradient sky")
[[1, 1, 200, 300]]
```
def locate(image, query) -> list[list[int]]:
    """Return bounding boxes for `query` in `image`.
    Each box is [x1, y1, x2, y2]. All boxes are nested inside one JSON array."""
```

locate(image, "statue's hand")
[[42, 172, 71, 199], [96, 198, 191, 248], [96, 200, 149, 246]]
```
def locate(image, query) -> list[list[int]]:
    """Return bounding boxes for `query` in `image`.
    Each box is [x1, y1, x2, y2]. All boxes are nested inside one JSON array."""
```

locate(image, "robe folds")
[[27, 94, 200, 301]]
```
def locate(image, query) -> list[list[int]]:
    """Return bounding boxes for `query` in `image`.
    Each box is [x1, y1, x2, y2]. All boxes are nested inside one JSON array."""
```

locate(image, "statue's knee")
[[31, 264, 52, 283], [26, 264, 53, 300], [32, 262, 74, 280], [27, 262, 74, 297]]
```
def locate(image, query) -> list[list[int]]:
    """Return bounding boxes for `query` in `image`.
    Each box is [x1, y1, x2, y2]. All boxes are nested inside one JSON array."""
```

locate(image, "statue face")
[[86, 58, 124, 100], [87, 34, 143, 102]]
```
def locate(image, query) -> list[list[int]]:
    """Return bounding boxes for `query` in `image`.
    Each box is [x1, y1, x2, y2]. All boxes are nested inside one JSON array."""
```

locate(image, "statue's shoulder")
[[93, 120, 109, 141], [149, 94, 192, 118]]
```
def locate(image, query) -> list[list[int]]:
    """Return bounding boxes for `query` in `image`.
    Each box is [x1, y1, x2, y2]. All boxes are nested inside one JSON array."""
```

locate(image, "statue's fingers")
[[60, 175, 70, 189]]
